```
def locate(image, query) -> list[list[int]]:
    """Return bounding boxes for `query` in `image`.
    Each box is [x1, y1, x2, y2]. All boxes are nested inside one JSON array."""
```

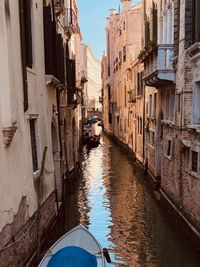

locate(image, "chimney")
[[121, 0, 132, 12]]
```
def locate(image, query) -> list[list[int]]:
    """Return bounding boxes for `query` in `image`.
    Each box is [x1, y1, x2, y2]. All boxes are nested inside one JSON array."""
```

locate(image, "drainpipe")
[[19, 0, 28, 111]]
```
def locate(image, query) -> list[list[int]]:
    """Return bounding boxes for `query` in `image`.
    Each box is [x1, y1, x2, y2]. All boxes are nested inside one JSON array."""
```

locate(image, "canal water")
[[63, 134, 200, 267]]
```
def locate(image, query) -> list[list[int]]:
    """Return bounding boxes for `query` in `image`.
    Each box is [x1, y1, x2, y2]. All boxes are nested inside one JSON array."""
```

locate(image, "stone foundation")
[[0, 192, 56, 267]]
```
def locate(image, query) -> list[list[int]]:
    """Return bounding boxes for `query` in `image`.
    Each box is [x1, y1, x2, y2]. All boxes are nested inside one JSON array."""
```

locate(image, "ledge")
[[187, 42, 200, 61], [187, 124, 200, 132], [3, 125, 18, 148], [45, 75, 60, 87]]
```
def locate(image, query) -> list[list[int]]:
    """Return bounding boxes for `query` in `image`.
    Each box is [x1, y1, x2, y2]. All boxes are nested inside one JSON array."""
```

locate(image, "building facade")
[[104, 0, 200, 244], [0, 0, 83, 265], [82, 44, 102, 113], [141, 0, 200, 243], [104, 0, 144, 163]]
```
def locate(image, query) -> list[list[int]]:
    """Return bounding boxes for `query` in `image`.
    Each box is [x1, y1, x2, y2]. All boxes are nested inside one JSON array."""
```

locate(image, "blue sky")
[[77, 0, 121, 60]]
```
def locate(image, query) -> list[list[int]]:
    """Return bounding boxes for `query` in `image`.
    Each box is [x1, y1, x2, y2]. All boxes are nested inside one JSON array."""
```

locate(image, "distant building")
[[104, 0, 144, 162], [82, 45, 102, 113]]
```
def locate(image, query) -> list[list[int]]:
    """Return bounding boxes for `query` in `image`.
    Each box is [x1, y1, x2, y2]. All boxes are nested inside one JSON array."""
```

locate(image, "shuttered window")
[[66, 59, 76, 104], [19, 0, 33, 68], [174, 0, 180, 56], [185, 0, 200, 48], [43, 6, 55, 75], [56, 34, 65, 84], [191, 151, 198, 173], [152, 2, 157, 43]]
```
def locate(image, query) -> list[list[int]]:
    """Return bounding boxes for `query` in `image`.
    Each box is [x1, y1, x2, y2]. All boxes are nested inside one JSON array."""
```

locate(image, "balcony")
[[140, 44, 175, 87], [64, 8, 80, 37]]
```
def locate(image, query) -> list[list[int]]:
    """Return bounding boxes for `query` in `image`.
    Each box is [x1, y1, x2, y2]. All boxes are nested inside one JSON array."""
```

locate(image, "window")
[[185, 0, 200, 48], [123, 45, 126, 62], [193, 82, 200, 124], [166, 91, 175, 121], [30, 119, 38, 172], [116, 57, 118, 71], [149, 94, 152, 116], [154, 93, 157, 117], [108, 85, 111, 100], [137, 72, 144, 96], [119, 51, 122, 67], [124, 119, 127, 133], [120, 119, 122, 131], [123, 21, 126, 30], [177, 94, 181, 113], [146, 102, 149, 115], [150, 131, 155, 146], [166, 139, 172, 157], [19, 0, 33, 68], [137, 116, 140, 134], [109, 113, 112, 124], [191, 151, 198, 173], [140, 118, 143, 135]]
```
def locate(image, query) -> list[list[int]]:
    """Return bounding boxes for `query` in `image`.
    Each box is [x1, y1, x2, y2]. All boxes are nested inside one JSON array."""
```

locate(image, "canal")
[[36, 134, 200, 267]]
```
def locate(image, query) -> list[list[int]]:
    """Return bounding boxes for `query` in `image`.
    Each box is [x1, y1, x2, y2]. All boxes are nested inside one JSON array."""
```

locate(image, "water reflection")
[[64, 135, 200, 267]]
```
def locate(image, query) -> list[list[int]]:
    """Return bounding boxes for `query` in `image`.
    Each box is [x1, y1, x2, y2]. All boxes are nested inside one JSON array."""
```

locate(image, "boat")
[[83, 119, 103, 148], [38, 224, 110, 267]]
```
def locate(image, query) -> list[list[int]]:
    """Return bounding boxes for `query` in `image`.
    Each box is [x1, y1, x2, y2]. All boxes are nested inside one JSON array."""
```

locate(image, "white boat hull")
[[38, 224, 105, 267]]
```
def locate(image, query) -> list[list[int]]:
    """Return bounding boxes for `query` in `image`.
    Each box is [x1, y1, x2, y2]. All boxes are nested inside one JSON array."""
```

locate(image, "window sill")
[[27, 67, 37, 76], [187, 42, 200, 61], [45, 75, 60, 87]]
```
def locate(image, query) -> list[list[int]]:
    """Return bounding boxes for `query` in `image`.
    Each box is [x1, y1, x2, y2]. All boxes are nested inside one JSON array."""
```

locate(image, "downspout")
[[19, 0, 28, 111]]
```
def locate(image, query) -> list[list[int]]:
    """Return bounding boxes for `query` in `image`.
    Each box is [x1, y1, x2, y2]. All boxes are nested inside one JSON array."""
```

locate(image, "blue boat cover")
[[47, 246, 97, 267]]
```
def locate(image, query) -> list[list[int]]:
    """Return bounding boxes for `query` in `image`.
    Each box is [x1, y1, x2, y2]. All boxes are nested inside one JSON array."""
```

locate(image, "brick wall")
[[0, 192, 56, 267]]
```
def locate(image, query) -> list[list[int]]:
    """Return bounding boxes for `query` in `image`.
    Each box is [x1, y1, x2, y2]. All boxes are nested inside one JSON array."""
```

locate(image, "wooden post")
[[37, 146, 48, 257]]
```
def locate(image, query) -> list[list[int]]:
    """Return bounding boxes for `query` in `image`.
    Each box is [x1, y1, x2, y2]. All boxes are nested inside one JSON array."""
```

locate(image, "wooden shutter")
[[19, 0, 28, 111], [185, 0, 195, 48], [66, 59, 76, 103], [152, 2, 157, 43], [24, 0, 33, 68], [43, 6, 54, 75], [174, 0, 180, 56], [56, 34, 65, 84]]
